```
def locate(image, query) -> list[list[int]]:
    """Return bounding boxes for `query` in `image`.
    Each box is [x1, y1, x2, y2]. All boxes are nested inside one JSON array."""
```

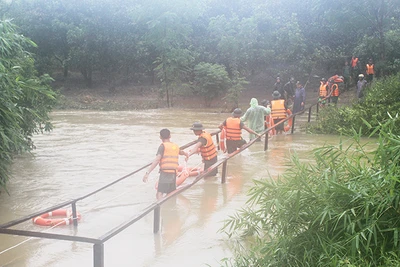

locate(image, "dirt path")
[[55, 75, 356, 111]]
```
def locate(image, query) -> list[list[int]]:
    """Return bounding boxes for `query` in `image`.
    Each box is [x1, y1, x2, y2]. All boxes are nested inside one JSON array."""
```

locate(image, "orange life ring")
[[177, 166, 201, 176], [219, 128, 226, 152], [265, 115, 275, 136], [155, 166, 202, 189], [284, 109, 293, 132], [32, 209, 81, 226]]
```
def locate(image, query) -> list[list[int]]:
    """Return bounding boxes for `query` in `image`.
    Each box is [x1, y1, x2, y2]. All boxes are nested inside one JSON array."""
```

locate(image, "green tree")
[[193, 62, 231, 107], [0, 19, 57, 191], [143, 0, 204, 107]]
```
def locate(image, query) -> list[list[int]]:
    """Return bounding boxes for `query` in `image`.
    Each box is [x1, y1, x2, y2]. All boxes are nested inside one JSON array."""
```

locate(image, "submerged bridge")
[[0, 100, 324, 267]]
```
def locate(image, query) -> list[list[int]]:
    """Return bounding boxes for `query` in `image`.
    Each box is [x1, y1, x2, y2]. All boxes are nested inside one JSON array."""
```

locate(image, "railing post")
[[216, 132, 220, 150], [153, 205, 160, 233], [291, 116, 296, 134], [221, 161, 227, 184], [93, 243, 104, 267], [71, 202, 78, 227], [308, 107, 312, 122], [264, 132, 269, 151]]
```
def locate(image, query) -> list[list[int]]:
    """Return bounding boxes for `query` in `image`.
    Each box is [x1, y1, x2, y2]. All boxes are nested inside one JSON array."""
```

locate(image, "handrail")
[[0, 228, 101, 244], [0, 98, 322, 266]]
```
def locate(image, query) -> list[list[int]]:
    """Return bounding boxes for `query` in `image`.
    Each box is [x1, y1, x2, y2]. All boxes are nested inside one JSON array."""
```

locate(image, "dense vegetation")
[[0, 20, 57, 192], [308, 73, 400, 136], [220, 116, 400, 266], [1, 0, 400, 108], [0, 1, 399, 264]]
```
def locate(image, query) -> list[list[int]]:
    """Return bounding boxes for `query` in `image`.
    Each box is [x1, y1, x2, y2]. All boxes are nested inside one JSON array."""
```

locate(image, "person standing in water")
[[219, 108, 261, 154], [188, 122, 218, 177], [240, 98, 271, 141], [143, 128, 188, 200]]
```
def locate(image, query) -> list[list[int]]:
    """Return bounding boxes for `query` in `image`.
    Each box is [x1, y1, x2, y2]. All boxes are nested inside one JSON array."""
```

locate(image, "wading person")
[[271, 91, 288, 135], [143, 128, 189, 200], [188, 122, 218, 177], [218, 108, 261, 154], [241, 98, 271, 141]]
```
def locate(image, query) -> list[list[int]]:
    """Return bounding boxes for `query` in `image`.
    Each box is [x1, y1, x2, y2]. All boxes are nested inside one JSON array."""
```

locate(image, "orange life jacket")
[[330, 84, 339, 97], [199, 132, 217, 160], [319, 82, 327, 97], [225, 117, 242, 141], [366, 64, 374, 75], [159, 142, 179, 173], [351, 57, 358, 68], [271, 99, 286, 119]]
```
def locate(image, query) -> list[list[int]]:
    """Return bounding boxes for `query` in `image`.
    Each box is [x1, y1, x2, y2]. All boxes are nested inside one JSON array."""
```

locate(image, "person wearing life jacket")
[[318, 78, 328, 107], [218, 108, 260, 154], [271, 90, 288, 135], [366, 58, 375, 83], [351, 55, 359, 83], [143, 128, 189, 200], [328, 79, 340, 105], [188, 122, 218, 177]]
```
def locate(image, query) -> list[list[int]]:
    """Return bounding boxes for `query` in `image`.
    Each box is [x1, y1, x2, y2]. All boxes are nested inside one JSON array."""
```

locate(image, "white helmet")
[[358, 74, 364, 78]]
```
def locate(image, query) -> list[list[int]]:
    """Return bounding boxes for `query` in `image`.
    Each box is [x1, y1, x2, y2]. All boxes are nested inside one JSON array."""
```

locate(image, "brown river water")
[[0, 109, 355, 267]]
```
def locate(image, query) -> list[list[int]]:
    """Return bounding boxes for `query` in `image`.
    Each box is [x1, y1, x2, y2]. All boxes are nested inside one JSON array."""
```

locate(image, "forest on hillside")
[[1, 0, 400, 107]]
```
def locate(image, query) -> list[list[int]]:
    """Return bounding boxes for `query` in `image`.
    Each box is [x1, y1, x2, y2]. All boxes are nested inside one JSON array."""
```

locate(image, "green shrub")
[[0, 20, 57, 191], [308, 73, 400, 136], [220, 115, 400, 266]]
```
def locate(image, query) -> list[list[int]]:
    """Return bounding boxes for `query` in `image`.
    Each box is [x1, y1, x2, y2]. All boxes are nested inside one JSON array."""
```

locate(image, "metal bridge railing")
[[0, 100, 322, 267]]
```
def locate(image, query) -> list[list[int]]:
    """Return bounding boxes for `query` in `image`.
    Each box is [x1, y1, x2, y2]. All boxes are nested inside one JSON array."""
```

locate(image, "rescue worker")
[[270, 90, 288, 135], [351, 56, 359, 84], [188, 122, 218, 177], [318, 78, 328, 107], [328, 79, 340, 105], [366, 58, 375, 83], [218, 108, 261, 154], [240, 98, 271, 141], [143, 128, 189, 200]]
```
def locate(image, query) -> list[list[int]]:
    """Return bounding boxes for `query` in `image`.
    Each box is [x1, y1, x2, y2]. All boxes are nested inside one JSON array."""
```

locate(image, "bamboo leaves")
[[0, 20, 57, 192], [220, 115, 400, 266]]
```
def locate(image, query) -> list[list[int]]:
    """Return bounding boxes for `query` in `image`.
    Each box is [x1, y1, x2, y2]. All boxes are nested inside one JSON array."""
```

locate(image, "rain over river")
[[0, 109, 352, 267]]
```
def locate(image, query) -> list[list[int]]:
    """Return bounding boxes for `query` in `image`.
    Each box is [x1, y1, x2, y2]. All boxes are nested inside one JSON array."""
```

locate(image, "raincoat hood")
[[250, 98, 258, 107]]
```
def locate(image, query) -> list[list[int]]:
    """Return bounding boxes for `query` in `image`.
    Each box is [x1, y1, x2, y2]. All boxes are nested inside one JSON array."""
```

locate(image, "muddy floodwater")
[[0, 109, 358, 267]]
